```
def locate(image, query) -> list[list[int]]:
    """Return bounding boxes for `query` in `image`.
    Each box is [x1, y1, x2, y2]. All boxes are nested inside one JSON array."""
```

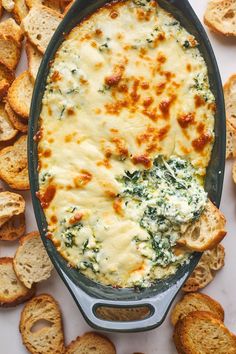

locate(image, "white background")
[[1, 1, 236, 353]]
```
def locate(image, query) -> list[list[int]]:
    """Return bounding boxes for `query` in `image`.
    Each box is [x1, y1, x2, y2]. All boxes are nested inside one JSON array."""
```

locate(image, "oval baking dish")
[[28, 0, 226, 332]]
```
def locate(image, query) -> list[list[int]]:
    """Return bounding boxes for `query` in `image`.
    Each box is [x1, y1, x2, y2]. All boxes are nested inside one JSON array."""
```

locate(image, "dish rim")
[[28, 0, 226, 332]]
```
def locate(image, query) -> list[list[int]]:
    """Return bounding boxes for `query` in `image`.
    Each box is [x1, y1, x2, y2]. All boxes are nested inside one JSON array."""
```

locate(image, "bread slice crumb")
[[173, 311, 236, 353], [66, 332, 116, 354], [22, 5, 63, 53], [7, 71, 33, 119], [13, 231, 53, 288], [0, 134, 29, 190], [20, 293, 65, 354], [171, 292, 224, 326], [0, 257, 36, 307], [182, 244, 225, 292]]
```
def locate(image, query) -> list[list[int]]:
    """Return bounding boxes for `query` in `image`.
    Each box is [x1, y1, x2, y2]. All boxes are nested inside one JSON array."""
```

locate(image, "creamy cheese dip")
[[38, 0, 215, 288]]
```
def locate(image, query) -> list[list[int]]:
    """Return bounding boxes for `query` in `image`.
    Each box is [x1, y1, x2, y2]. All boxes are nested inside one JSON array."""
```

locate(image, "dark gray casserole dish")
[[28, 0, 226, 332]]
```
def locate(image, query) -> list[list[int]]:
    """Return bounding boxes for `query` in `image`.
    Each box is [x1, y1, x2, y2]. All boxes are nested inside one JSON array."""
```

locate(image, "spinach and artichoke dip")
[[38, 0, 215, 288]]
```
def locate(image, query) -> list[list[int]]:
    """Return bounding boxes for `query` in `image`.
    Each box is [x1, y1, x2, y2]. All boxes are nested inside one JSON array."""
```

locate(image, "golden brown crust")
[[7, 71, 33, 119], [0, 34, 22, 71], [171, 292, 224, 326], [12, 0, 29, 24], [204, 0, 236, 37], [66, 332, 116, 354], [0, 213, 25, 241], [19, 293, 65, 354], [0, 257, 36, 307], [183, 244, 225, 292], [5, 101, 28, 132], [173, 311, 236, 354], [178, 200, 227, 252], [0, 134, 29, 190]]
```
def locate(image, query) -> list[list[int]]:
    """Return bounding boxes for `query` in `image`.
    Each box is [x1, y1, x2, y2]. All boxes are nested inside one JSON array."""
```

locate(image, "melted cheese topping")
[[38, 0, 215, 288]]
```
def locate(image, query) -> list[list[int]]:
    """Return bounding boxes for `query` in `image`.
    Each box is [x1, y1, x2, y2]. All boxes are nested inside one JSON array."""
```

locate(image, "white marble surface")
[[1, 1, 236, 353]]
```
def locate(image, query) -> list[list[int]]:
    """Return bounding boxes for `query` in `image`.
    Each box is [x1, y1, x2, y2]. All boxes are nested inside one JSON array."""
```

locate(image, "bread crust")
[[5, 101, 28, 133], [19, 293, 65, 354], [173, 311, 236, 354], [66, 332, 116, 354], [204, 0, 236, 37], [0, 213, 25, 241], [7, 71, 33, 119], [0, 257, 36, 307], [183, 244, 225, 292], [13, 231, 53, 288], [171, 292, 224, 326], [0, 134, 29, 190]]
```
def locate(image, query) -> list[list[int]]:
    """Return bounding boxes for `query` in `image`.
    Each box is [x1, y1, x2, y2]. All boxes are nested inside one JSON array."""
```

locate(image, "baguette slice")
[[0, 35, 21, 71], [7, 71, 33, 119], [0, 102, 17, 141], [26, 41, 42, 82], [0, 191, 25, 227], [26, 0, 61, 13], [183, 244, 225, 292], [171, 292, 224, 326], [12, 0, 29, 24], [0, 257, 36, 307], [226, 119, 236, 159], [5, 101, 28, 133], [2, 0, 15, 12], [20, 294, 65, 354], [0, 134, 29, 190], [173, 311, 236, 354], [0, 63, 15, 101], [204, 0, 236, 37], [22, 5, 63, 53], [178, 200, 226, 251], [224, 74, 236, 128], [0, 213, 25, 241], [0, 18, 24, 45], [66, 332, 116, 354], [13, 231, 53, 288]]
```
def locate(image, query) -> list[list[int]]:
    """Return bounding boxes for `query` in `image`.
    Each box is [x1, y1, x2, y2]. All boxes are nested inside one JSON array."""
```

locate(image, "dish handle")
[[61, 271, 188, 332]]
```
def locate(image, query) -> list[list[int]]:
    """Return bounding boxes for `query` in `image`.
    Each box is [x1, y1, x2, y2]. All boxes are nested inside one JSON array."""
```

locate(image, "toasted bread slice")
[[171, 292, 224, 326], [0, 257, 36, 307], [0, 213, 25, 241], [5, 101, 28, 133], [96, 306, 150, 321], [0, 134, 29, 190], [12, 0, 28, 24], [0, 102, 17, 141], [7, 71, 33, 119], [66, 332, 116, 354], [2, 0, 15, 12], [22, 5, 63, 53], [25, 41, 42, 82], [173, 311, 236, 354], [0, 63, 15, 101], [178, 200, 226, 251], [0, 191, 25, 227], [226, 119, 236, 159], [204, 0, 236, 37], [0, 18, 24, 46], [224, 74, 236, 128], [13, 231, 53, 288], [182, 244, 225, 292], [20, 294, 65, 354], [26, 0, 61, 13], [0, 35, 21, 71]]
